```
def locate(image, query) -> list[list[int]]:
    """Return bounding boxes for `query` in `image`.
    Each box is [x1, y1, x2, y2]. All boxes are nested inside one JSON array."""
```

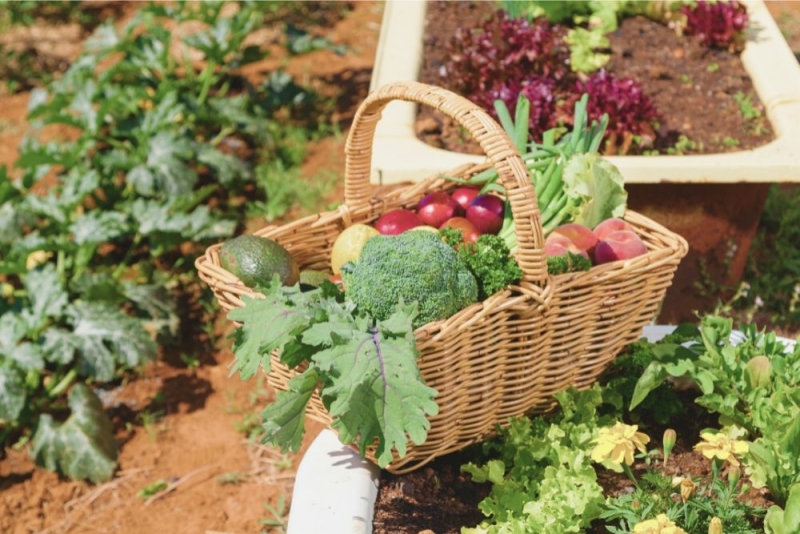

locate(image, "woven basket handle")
[[344, 81, 548, 287]]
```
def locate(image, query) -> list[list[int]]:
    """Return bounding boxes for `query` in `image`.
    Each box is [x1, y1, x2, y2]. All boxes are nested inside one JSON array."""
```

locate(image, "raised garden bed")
[[367, 0, 800, 323]]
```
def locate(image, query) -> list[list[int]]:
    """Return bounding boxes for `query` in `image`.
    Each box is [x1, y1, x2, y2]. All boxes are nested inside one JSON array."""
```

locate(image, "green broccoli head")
[[340, 230, 478, 328]]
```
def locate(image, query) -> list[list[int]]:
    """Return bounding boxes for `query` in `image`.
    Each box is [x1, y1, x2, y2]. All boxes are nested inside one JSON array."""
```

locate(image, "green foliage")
[[442, 231, 523, 300], [629, 316, 800, 505], [340, 231, 479, 329], [228, 279, 438, 468], [0, 0, 340, 482], [461, 387, 610, 533], [546, 251, 593, 275], [602, 467, 765, 533], [31, 383, 119, 484], [600, 336, 687, 426], [740, 184, 800, 328], [565, 27, 611, 73], [765, 483, 800, 534], [137, 479, 170, 499], [459, 321, 773, 532]]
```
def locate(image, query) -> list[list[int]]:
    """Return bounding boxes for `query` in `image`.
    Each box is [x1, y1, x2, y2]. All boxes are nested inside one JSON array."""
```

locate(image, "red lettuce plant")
[[439, 8, 662, 153], [441, 10, 570, 105], [680, 0, 749, 51], [571, 70, 660, 154]]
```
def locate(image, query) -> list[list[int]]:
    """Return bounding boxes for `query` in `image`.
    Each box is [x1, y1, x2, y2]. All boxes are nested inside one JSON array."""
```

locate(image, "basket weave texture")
[[196, 81, 688, 474]]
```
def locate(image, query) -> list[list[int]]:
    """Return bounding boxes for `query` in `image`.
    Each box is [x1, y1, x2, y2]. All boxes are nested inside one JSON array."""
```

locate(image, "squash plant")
[[0, 0, 338, 482]]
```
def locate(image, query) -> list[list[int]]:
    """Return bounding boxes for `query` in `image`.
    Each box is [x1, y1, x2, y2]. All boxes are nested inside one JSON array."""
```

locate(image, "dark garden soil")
[[417, 1, 773, 156]]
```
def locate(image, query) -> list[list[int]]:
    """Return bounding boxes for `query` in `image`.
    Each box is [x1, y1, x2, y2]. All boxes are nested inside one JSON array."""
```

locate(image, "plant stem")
[[622, 463, 639, 490], [48, 368, 78, 398]]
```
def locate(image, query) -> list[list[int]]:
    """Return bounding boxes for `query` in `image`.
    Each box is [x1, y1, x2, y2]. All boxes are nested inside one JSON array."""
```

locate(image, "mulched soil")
[[416, 1, 773, 156]]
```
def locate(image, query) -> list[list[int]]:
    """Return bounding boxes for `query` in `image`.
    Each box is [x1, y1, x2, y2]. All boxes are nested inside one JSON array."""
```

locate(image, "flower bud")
[[680, 477, 695, 503], [727, 465, 741, 487], [662, 428, 677, 466], [746, 355, 771, 388], [708, 517, 723, 534]]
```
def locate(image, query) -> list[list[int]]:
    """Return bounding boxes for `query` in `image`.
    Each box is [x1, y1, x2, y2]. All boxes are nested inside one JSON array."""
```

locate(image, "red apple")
[[593, 218, 635, 242], [549, 223, 599, 258], [466, 194, 505, 235], [594, 230, 648, 264], [450, 186, 481, 213], [417, 192, 460, 228], [440, 217, 481, 244], [374, 209, 422, 235]]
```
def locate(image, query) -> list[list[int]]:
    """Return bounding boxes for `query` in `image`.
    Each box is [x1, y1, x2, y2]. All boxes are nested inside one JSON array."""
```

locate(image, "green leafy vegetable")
[[440, 228, 523, 300], [461, 387, 609, 533], [562, 152, 628, 229], [546, 251, 592, 276], [340, 231, 478, 329], [229, 280, 438, 467]]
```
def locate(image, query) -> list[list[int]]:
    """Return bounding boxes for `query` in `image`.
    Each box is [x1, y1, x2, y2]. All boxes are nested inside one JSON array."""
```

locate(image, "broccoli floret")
[[547, 251, 592, 275], [340, 230, 478, 328]]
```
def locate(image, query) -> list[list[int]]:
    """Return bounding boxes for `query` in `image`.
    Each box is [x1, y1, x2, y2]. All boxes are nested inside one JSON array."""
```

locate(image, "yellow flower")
[[693, 431, 749, 467], [708, 517, 723, 534], [26, 250, 52, 270], [591, 422, 650, 466], [632, 513, 688, 534]]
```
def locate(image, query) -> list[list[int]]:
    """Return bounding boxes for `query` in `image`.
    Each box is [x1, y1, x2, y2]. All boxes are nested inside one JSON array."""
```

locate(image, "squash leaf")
[[32, 383, 119, 483]]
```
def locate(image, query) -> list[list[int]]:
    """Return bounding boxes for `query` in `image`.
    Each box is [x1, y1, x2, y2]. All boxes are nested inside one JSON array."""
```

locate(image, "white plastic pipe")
[[286, 429, 380, 534]]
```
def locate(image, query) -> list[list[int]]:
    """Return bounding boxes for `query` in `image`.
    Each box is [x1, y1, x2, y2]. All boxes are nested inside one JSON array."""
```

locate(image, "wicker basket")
[[196, 81, 688, 474]]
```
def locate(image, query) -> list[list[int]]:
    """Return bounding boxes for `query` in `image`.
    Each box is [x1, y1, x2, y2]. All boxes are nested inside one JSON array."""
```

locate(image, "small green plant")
[[734, 91, 762, 121], [707, 62, 720, 73], [666, 134, 701, 155], [137, 479, 170, 499], [723, 136, 740, 147], [136, 408, 166, 444], [216, 471, 246, 486], [179, 352, 200, 370], [260, 493, 289, 534]]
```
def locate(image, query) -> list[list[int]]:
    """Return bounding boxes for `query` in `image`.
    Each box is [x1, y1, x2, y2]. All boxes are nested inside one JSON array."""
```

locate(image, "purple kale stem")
[[371, 327, 389, 415]]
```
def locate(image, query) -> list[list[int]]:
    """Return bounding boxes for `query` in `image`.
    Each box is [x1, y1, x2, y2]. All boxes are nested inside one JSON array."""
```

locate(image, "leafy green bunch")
[[0, 0, 333, 483], [460, 387, 611, 533], [228, 278, 438, 468]]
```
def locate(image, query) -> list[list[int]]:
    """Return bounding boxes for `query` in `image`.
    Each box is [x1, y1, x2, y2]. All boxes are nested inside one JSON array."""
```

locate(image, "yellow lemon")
[[331, 224, 380, 274]]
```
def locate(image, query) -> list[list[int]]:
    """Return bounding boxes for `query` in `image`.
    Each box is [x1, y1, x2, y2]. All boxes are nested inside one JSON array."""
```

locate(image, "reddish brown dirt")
[[0, 3, 382, 533]]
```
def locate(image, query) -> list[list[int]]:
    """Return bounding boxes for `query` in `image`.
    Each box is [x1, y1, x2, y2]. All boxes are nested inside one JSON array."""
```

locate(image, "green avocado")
[[218, 235, 299, 288]]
